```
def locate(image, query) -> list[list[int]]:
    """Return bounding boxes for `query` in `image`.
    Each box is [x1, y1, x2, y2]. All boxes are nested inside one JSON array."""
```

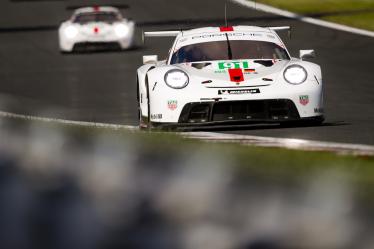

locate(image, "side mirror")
[[143, 55, 158, 65], [300, 50, 315, 60]]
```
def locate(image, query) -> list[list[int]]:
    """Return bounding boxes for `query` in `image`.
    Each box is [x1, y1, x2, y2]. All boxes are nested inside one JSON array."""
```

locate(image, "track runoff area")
[[1, 0, 374, 155]]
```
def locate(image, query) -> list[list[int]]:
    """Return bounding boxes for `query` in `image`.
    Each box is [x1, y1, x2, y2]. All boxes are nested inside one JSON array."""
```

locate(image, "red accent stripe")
[[220, 26, 234, 32], [228, 69, 244, 83]]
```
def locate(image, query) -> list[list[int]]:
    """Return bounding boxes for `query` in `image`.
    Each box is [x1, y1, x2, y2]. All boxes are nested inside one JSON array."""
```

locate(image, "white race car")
[[59, 6, 135, 52], [137, 26, 324, 129]]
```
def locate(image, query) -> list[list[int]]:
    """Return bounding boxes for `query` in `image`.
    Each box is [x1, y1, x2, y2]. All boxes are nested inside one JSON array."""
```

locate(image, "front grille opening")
[[178, 100, 300, 124], [213, 101, 267, 121], [212, 103, 230, 121], [188, 104, 210, 123], [246, 102, 266, 119], [73, 42, 121, 52], [231, 102, 248, 120], [268, 100, 295, 120]]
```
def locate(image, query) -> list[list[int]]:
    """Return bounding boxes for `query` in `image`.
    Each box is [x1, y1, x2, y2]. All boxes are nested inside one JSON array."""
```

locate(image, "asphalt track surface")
[[0, 0, 373, 145]]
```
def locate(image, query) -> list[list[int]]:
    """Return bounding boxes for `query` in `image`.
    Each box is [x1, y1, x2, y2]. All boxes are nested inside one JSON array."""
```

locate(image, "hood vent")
[[254, 60, 274, 67]]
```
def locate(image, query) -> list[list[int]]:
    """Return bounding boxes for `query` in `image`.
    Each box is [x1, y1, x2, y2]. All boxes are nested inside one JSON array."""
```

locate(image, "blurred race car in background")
[[137, 26, 324, 129], [59, 6, 135, 52]]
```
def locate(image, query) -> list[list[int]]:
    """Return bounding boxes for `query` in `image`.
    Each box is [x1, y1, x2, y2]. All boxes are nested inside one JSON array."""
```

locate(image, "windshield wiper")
[[225, 33, 233, 60]]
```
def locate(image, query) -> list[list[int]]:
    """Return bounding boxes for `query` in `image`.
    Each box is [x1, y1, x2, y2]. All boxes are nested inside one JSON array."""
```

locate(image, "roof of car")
[[169, 25, 286, 49], [73, 6, 120, 15]]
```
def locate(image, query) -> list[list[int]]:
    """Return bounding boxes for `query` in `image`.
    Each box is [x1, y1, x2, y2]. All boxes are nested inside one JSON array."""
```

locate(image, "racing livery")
[[59, 6, 135, 52], [137, 26, 324, 129]]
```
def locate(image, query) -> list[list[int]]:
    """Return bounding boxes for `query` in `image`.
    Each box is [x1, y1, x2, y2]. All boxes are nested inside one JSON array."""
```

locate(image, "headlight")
[[164, 69, 189, 89], [114, 24, 129, 38], [64, 26, 78, 39], [283, 65, 308, 85]]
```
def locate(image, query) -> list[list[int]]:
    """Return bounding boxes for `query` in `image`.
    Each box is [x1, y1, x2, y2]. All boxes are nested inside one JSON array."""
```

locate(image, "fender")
[[137, 64, 156, 119]]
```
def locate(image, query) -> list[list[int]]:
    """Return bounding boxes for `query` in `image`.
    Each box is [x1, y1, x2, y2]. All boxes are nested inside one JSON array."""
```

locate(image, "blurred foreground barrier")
[[0, 119, 373, 249]]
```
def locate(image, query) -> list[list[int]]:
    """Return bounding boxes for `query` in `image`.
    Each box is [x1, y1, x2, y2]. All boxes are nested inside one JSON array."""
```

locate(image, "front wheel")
[[138, 107, 152, 130]]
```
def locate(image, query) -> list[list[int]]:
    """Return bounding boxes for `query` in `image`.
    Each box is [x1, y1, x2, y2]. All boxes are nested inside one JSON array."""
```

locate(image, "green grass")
[[256, 0, 374, 31]]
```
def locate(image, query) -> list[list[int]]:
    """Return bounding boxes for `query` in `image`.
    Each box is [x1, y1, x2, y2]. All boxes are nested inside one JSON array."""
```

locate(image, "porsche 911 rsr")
[[59, 6, 135, 52], [137, 26, 324, 129]]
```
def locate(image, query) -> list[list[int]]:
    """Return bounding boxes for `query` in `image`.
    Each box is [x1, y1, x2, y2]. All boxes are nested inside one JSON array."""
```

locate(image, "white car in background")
[[137, 26, 324, 129], [59, 6, 135, 52]]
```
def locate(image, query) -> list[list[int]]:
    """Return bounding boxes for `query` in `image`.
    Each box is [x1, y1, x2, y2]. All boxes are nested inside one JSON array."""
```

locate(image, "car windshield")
[[170, 40, 290, 64], [73, 12, 121, 24]]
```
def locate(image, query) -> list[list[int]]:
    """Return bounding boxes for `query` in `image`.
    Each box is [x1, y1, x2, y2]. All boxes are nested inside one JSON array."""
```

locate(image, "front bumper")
[[72, 42, 122, 52], [150, 116, 325, 130], [59, 35, 134, 52], [147, 86, 324, 124], [148, 99, 324, 129], [178, 99, 300, 123]]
